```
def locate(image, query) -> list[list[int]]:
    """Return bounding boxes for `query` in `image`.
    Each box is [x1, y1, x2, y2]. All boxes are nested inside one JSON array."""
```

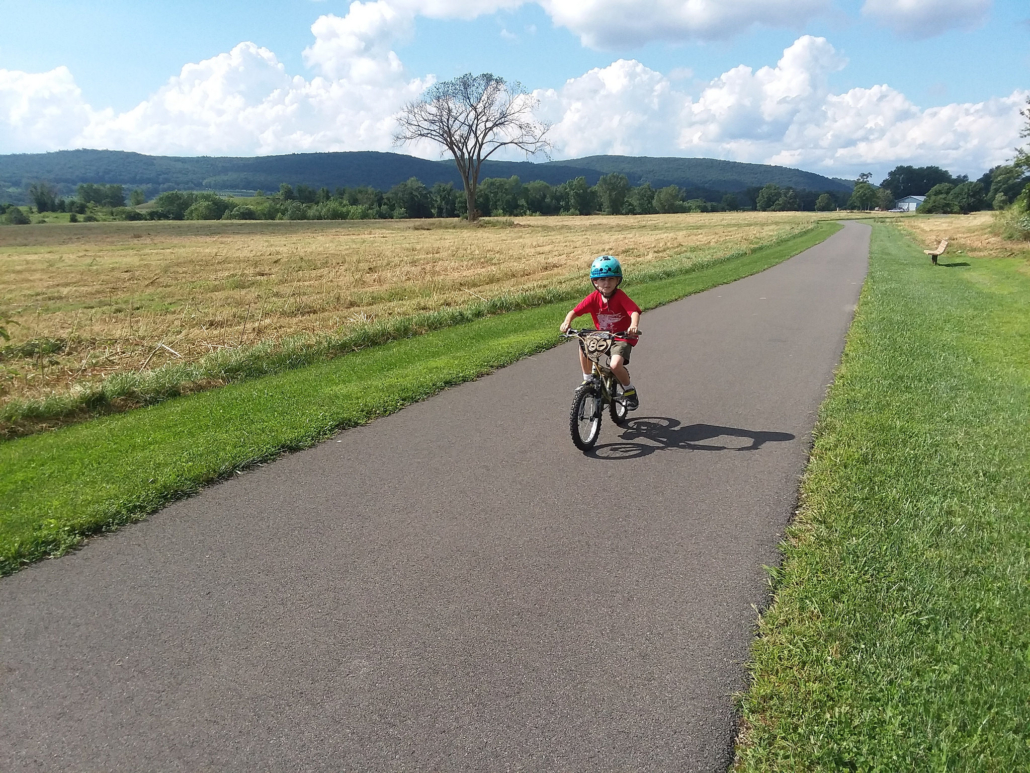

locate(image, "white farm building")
[[895, 195, 926, 212]]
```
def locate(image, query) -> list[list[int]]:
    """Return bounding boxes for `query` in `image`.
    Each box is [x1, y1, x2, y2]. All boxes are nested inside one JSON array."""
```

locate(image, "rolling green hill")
[[0, 149, 852, 204], [556, 155, 853, 194]]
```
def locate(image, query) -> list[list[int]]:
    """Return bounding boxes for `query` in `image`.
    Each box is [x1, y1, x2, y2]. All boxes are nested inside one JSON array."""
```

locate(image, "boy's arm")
[[627, 310, 641, 337], [562, 294, 596, 333], [559, 309, 578, 333]]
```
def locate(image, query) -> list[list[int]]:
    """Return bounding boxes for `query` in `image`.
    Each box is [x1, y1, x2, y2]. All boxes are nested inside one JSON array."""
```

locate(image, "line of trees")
[[18, 182, 131, 213], [1, 182, 150, 223], [127, 176, 855, 222], [0, 173, 888, 225], [877, 163, 1029, 214]]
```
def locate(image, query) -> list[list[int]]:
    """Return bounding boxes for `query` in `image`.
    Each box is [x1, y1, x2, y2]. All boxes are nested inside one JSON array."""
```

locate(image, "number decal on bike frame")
[[582, 333, 612, 368]]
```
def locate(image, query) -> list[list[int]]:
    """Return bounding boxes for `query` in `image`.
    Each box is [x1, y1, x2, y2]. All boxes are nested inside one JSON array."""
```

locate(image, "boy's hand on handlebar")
[[559, 320, 571, 334], [626, 325, 640, 338]]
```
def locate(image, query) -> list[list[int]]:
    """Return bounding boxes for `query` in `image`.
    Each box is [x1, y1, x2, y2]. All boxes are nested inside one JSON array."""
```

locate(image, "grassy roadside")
[[0, 221, 840, 575], [735, 224, 1030, 770]]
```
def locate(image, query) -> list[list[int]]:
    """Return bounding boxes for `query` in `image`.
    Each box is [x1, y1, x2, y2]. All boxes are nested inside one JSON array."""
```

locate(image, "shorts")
[[610, 340, 633, 363]]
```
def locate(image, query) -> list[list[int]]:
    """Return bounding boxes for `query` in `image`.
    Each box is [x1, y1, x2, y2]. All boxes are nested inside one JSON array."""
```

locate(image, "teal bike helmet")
[[590, 255, 622, 279]]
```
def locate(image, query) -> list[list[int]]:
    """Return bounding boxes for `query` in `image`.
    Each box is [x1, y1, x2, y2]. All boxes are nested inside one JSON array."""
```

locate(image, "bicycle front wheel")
[[570, 386, 602, 451]]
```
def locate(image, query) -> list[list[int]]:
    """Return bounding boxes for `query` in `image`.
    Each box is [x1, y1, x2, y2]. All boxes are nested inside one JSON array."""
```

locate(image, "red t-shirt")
[[573, 289, 641, 345]]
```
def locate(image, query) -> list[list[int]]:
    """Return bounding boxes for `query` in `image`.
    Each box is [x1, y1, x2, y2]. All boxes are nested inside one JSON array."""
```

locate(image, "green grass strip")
[[0, 221, 840, 575], [736, 224, 1030, 770]]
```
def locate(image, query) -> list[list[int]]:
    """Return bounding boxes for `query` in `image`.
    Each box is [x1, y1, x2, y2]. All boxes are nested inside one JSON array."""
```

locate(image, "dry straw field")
[[898, 211, 1030, 261], [1, 212, 830, 409]]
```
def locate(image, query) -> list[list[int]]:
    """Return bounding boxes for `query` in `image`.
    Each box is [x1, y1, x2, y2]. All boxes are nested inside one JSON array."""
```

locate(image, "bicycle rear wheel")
[[570, 386, 602, 451], [608, 379, 629, 426]]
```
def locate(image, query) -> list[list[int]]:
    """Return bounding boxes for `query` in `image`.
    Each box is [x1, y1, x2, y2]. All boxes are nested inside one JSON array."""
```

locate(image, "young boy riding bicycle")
[[559, 255, 641, 410]]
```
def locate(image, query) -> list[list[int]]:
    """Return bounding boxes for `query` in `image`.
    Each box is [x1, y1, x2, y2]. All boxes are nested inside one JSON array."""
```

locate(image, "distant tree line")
[[1, 182, 147, 223], [878, 163, 1029, 214], [794, 163, 1030, 215], [5, 159, 1029, 226], [119, 175, 856, 222], [15, 182, 128, 214]]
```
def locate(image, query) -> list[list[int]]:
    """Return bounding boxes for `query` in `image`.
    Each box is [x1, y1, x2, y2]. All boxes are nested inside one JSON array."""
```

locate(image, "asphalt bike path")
[[1, 222, 870, 771]]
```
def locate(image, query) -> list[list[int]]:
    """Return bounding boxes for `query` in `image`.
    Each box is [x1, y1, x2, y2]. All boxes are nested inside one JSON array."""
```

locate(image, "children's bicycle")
[[561, 329, 634, 451]]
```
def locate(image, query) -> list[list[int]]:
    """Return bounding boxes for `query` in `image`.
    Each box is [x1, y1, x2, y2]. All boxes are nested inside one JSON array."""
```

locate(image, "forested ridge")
[[0, 149, 851, 204], [547, 155, 852, 195]]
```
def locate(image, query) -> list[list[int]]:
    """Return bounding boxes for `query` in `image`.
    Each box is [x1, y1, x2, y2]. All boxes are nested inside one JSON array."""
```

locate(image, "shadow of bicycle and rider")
[[589, 417, 795, 460]]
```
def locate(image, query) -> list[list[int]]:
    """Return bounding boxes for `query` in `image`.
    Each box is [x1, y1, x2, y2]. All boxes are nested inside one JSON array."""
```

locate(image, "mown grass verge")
[[735, 224, 1030, 770], [0, 221, 840, 575]]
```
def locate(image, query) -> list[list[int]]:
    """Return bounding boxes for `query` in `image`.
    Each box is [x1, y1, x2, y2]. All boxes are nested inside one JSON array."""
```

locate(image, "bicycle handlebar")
[[562, 329, 641, 338]]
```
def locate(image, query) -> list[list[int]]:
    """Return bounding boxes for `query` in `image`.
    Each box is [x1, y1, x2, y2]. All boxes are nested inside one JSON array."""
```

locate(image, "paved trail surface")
[[1, 223, 869, 772]]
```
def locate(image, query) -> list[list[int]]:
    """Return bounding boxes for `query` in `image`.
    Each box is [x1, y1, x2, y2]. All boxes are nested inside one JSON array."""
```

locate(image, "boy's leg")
[[611, 352, 639, 410], [579, 348, 595, 382], [610, 355, 630, 387]]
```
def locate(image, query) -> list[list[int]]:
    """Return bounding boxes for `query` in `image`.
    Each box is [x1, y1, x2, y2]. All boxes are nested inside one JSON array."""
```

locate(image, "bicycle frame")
[[562, 329, 631, 450], [590, 359, 620, 411], [564, 328, 618, 392]]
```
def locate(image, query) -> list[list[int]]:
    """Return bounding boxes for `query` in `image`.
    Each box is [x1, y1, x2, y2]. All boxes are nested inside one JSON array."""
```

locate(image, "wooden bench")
[[924, 239, 948, 265], [927, 239, 947, 265]]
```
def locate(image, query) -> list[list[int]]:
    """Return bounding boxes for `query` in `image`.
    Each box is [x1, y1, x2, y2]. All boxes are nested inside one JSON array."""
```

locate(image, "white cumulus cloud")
[[303, 1, 412, 83], [777, 87, 1028, 175], [539, 36, 1025, 178], [539, 0, 830, 48], [390, 0, 522, 18], [681, 35, 846, 146], [65, 3, 431, 157], [0, 66, 95, 152], [862, 0, 992, 38], [383, 0, 831, 47], [76, 40, 427, 156], [535, 60, 680, 157]]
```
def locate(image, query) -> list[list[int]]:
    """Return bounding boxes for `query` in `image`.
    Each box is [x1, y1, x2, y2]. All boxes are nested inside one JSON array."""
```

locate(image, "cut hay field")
[[1, 212, 837, 434], [898, 210, 1030, 261]]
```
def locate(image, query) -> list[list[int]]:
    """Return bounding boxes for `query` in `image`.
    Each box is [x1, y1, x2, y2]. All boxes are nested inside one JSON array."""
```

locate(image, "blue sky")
[[1, 0, 1027, 179]]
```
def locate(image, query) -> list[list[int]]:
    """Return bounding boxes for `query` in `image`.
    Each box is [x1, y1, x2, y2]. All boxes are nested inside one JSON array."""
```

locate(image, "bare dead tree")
[[394, 73, 550, 222]]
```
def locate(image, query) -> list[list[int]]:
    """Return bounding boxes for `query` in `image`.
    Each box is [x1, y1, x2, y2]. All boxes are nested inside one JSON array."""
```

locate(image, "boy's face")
[[593, 276, 620, 297]]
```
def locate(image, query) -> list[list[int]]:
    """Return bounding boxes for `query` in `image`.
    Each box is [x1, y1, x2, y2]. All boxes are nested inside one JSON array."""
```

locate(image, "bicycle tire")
[[570, 386, 602, 451], [609, 379, 629, 426]]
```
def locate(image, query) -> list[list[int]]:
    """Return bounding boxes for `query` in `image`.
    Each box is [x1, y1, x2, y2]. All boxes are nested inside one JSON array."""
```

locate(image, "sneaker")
[[581, 375, 599, 387], [622, 388, 639, 410]]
